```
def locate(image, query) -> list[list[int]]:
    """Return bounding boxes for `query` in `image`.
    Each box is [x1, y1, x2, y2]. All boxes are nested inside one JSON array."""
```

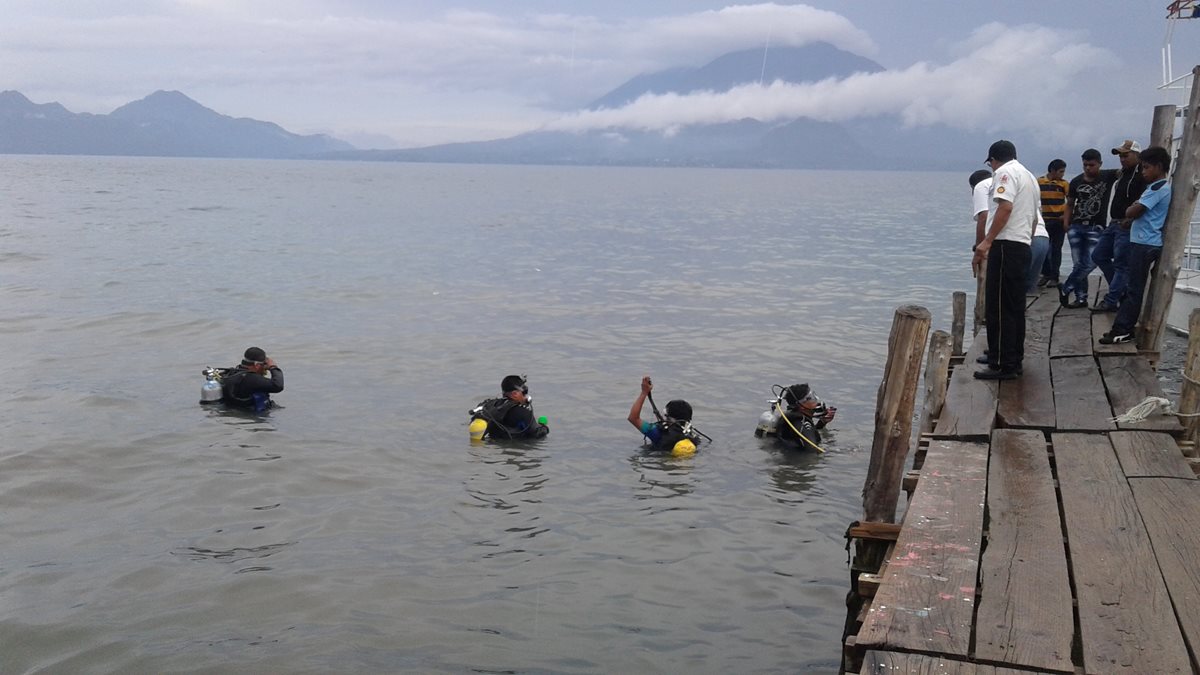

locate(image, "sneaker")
[[1091, 303, 1118, 312], [1067, 299, 1088, 309], [1099, 331, 1133, 345], [1058, 288, 1070, 307], [1037, 276, 1051, 288], [975, 354, 993, 365]]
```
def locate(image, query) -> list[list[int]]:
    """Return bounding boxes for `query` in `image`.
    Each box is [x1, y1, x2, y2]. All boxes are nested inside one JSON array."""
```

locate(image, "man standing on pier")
[[973, 140, 1039, 380]]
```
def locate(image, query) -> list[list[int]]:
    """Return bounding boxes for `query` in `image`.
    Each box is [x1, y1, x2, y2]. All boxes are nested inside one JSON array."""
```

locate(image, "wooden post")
[[1152, 103, 1177, 154], [973, 267, 986, 336], [951, 292, 966, 356], [917, 330, 952, 438], [1139, 66, 1200, 353], [1180, 308, 1200, 454], [863, 305, 932, 523]]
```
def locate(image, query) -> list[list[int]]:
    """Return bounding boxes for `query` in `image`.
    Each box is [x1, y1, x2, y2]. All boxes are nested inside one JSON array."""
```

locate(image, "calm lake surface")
[[0, 156, 1184, 673]]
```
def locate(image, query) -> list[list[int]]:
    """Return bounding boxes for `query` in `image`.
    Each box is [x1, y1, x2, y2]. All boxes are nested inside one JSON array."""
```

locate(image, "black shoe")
[[1091, 303, 1118, 312], [1067, 299, 1088, 309], [1037, 276, 1050, 288], [973, 367, 1021, 380], [1099, 331, 1133, 345], [1058, 288, 1070, 307], [975, 354, 992, 364], [1045, 279, 1058, 287]]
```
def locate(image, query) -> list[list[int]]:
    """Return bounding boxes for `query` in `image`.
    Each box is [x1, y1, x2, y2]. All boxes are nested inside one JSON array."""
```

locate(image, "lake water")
[[0, 156, 1184, 673]]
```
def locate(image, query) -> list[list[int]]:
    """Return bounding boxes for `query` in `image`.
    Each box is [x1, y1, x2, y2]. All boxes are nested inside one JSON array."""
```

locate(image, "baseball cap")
[[1111, 140, 1142, 155]]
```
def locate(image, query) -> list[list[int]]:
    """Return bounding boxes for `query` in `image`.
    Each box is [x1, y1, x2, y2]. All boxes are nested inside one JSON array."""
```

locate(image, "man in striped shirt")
[[1036, 159, 1068, 287]]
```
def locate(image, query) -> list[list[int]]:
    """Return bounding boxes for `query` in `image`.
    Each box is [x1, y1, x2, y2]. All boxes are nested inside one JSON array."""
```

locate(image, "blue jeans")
[[1112, 243, 1162, 336], [1027, 235, 1049, 294], [1092, 220, 1130, 306], [1063, 224, 1102, 301]]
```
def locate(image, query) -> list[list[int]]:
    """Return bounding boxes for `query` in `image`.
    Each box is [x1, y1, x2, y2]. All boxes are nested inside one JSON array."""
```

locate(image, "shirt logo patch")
[[997, 186, 1006, 194], [1000, 174, 1009, 184]]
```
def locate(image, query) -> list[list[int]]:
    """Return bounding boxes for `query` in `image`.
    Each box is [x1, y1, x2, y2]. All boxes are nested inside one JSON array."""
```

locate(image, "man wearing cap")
[[972, 140, 1039, 380], [469, 375, 549, 439], [221, 347, 284, 411], [1089, 140, 1146, 311], [1060, 148, 1120, 308]]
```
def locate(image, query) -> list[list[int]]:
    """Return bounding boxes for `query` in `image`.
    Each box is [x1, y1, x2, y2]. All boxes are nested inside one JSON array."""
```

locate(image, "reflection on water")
[[627, 451, 695, 501]]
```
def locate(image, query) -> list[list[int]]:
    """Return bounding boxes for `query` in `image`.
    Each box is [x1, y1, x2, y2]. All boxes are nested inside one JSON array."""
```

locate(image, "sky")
[[1, 1, 1195, 150]]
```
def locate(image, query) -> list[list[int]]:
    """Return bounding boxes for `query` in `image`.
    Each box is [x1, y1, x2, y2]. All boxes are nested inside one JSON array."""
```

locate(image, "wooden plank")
[[997, 351, 1054, 429], [860, 651, 1043, 674], [1053, 433, 1193, 673], [856, 440, 987, 657], [1093, 311, 1138, 356], [1129, 477, 1200, 671], [975, 430, 1074, 672], [1050, 312, 1092, 359], [933, 333, 996, 439], [1100, 356, 1184, 433], [1110, 431, 1195, 479], [1051, 356, 1114, 432]]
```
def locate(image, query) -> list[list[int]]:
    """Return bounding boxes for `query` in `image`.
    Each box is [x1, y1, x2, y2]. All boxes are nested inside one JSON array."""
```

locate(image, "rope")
[[774, 400, 825, 453], [1110, 395, 1200, 422], [1182, 369, 1200, 387]]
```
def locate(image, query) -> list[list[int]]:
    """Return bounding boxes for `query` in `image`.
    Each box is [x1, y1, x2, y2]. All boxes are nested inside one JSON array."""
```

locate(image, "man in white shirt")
[[971, 140, 1039, 380]]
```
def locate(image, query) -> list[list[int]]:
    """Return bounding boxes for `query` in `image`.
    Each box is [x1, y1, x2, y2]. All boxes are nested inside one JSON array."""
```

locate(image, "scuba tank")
[[754, 391, 785, 437], [200, 367, 224, 404]]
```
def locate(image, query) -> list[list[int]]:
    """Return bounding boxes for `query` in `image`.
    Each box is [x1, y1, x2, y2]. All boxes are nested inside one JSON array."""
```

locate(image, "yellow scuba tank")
[[671, 439, 697, 457], [469, 418, 487, 441]]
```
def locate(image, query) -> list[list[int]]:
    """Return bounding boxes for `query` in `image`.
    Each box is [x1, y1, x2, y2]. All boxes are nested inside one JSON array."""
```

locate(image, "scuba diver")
[[627, 375, 709, 457], [754, 383, 835, 452], [204, 346, 284, 412], [468, 375, 549, 440]]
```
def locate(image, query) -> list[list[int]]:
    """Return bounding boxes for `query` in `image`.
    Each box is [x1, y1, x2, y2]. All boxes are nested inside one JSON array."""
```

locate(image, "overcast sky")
[[2, 1, 1194, 149]]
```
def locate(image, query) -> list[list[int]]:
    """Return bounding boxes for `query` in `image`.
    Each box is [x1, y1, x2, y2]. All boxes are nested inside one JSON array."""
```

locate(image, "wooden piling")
[[1152, 103, 1177, 154], [863, 305, 932, 524], [951, 292, 966, 356], [1140, 65, 1200, 354], [1181, 308, 1200, 455], [917, 330, 952, 438]]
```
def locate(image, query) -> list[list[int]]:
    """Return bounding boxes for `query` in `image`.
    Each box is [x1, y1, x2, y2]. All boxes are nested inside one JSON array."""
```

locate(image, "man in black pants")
[[972, 140, 1039, 380]]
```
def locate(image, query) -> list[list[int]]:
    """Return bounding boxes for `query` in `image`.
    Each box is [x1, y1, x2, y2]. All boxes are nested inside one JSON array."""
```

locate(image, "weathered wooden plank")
[[1093, 311, 1138, 355], [856, 440, 987, 657], [1051, 356, 1115, 432], [1049, 312, 1092, 359], [1054, 433, 1192, 673], [860, 651, 1045, 674], [1110, 431, 1195, 479], [996, 353, 1055, 429], [1100, 355, 1184, 432], [933, 333, 996, 439], [1129, 477, 1200, 672], [975, 429, 1074, 672]]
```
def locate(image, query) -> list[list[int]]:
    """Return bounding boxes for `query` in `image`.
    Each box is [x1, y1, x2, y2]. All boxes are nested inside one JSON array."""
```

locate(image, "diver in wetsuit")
[[220, 346, 284, 411], [469, 375, 549, 440], [626, 375, 703, 455], [774, 383, 835, 451]]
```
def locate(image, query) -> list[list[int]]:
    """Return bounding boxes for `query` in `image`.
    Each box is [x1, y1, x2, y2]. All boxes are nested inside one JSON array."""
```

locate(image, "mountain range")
[[1, 44, 1037, 169], [0, 89, 351, 159]]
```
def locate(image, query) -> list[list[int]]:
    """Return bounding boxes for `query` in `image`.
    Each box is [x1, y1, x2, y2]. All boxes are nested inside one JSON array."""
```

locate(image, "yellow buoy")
[[469, 418, 488, 441], [671, 439, 696, 457]]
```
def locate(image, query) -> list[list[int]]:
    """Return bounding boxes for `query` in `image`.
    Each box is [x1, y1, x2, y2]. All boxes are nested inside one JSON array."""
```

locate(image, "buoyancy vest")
[[471, 397, 547, 439], [220, 368, 271, 411], [648, 420, 701, 452]]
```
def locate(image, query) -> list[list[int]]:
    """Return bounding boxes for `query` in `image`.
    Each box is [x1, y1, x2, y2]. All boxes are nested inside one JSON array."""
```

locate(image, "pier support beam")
[[1141, 65, 1200, 354], [1181, 309, 1200, 454], [1152, 103, 1177, 155], [917, 330, 952, 438], [863, 305, 931, 524]]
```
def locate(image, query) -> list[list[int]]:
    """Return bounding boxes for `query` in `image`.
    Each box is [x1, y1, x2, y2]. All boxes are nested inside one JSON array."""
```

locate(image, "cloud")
[[546, 23, 1122, 145]]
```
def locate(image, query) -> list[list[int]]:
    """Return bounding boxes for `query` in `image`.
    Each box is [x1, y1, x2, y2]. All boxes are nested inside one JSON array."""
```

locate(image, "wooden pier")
[[843, 288, 1198, 673]]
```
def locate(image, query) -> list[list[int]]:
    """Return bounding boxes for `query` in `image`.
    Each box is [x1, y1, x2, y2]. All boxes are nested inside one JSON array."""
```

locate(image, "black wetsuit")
[[472, 398, 548, 439], [644, 420, 699, 452], [221, 366, 284, 409], [775, 405, 827, 451]]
